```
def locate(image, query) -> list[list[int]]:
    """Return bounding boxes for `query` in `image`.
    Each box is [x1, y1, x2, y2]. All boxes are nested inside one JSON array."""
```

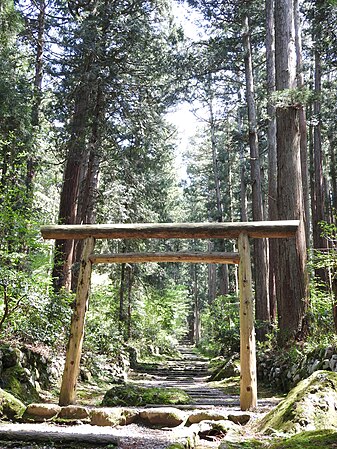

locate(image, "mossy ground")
[[218, 430, 337, 449]]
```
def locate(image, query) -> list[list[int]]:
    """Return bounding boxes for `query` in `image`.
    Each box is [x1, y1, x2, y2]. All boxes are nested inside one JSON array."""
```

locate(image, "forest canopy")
[[0, 0, 337, 361]]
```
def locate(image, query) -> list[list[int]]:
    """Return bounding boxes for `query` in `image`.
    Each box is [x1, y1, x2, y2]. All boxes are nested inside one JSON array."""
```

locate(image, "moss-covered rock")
[[0, 387, 25, 420], [102, 384, 190, 406], [258, 370, 337, 434], [1, 366, 41, 403], [270, 429, 337, 449]]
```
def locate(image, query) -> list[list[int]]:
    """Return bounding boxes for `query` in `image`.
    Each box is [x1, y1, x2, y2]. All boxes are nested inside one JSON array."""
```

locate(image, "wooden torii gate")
[[41, 220, 300, 411]]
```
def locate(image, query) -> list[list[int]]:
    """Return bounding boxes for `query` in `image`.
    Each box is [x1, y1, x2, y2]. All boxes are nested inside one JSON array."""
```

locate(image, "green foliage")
[[199, 295, 240, 356], [102, 383, 190, 406], [271, 88, 313, 109], [85, 284, 123, 354], [307, 220, 337, 343]]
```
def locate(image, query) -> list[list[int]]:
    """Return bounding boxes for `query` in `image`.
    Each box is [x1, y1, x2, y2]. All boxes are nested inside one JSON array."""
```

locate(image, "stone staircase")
[[134, 344, 240, 409]]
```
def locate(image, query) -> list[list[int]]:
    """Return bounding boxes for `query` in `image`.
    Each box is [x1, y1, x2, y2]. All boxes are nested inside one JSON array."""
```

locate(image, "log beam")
[[41, 220, 300, 240], [90, 251, 240, 265], [59, 237, 95, 406], [238, 233, 257, 411]]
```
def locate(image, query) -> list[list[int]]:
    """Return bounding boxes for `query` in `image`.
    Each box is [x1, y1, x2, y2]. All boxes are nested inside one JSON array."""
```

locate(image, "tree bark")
[[52, 80, 92, 292], [328, 131, 337, 223], [238, 233, 257, 411], [294, 0, 310, 244], [312, 49, 327, 251], [59, 237, 95, 406], [275, 0, 308, 345], [266, 0, 277, 322], [71, 84, 103, 291], [243, 15, 270, 340]]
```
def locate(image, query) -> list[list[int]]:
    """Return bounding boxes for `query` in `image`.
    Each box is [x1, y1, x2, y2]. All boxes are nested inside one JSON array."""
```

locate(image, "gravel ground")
[[0, 422, 197, 449]]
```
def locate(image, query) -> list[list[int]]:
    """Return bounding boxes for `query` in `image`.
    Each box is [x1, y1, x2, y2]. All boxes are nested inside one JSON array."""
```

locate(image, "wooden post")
[[238, 232, 257, 411], [59, 237, 95, 406]]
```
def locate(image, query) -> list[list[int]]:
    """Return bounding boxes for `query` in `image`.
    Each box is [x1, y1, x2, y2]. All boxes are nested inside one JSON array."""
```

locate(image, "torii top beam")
[[41, 220, 300, 240]]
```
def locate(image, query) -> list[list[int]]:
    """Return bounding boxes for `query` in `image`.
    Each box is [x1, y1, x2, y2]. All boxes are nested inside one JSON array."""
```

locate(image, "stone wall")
[[257, 345, 337, 392]]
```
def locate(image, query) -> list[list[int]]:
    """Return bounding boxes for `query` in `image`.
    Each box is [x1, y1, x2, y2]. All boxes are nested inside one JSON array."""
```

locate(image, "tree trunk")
[[243, 15, 270, 340], [27, 0, 45, 194], [275, 0, 308, 345], [52, 81, 92, 292], [71, 84, 103, 291], [237, 98, 248, 222], [328, 131, 337, 223], [193, 264, 201, 345], [294, 0, 310, 244], [209, 92, 229, 295], [266, 0, 277, 322], [312, 50, 327, 252]]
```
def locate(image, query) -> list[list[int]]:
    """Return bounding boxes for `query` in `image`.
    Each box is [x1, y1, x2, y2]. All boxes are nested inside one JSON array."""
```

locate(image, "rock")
[[324, 347, 335, 359], [210, 356, 240, 381], [58, 405, 90, 420], [258, 370, 337, 434], [80, 367, 92, 382], [1, 366, 41, 403], [322, 359, 330, 370], [0, 388, 25, 420], [227, 414, 250, 425], [187, 411, 228, 424], [2, 347, 22, 369], [90, 407, 137, 426], [197, 420, 238, 442], [22, 403, 61, 422], [139, 407, 186, 427], [330, 355, 337, 372]]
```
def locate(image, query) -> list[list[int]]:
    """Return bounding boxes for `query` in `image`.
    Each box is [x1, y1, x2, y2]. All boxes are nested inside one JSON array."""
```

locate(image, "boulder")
[[90, 407, 137, 426], [139, 407, 186, 427], [22, 403, 61, 422], [58, 405, 90, 420], [187, 411, 228, 425], [0, 388, 25, 420], [228, 413, 251, 425], [258, 370, 337, 434]]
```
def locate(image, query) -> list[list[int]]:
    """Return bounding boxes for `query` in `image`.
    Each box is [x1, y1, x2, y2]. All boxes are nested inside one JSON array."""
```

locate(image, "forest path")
[[131, 344, 278, 412], [131, 344, 241, 408], [0, 345, 280, 449]]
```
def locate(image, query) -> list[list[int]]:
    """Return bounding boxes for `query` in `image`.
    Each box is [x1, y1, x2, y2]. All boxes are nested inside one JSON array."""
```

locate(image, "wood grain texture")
[[90, 252, 240, 265], [41, 220, 300, 240]]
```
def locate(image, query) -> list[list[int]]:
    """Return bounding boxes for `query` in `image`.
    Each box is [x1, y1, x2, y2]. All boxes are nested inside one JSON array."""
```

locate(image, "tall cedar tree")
[[274, 0, 308, 344]]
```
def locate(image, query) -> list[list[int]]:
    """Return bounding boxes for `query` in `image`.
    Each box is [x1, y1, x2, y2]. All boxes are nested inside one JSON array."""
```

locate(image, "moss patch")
[[0, 388, 25, 420], [102, 383, 190, 406], [2, 366, 40, 403], [258, 370, 337, 434], [270, 429, 337, 449]]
